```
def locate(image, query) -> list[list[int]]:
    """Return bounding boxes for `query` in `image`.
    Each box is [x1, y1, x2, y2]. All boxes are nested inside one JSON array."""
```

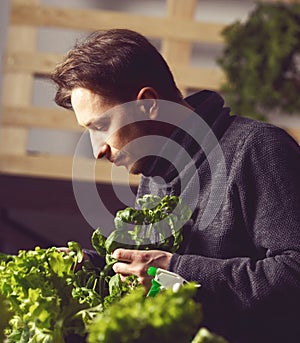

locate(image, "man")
[[52, 29, 300, 343]]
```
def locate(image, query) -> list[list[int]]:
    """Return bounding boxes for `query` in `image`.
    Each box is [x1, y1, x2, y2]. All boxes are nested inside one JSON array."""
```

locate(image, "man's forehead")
[[71, 87, 103, 107]]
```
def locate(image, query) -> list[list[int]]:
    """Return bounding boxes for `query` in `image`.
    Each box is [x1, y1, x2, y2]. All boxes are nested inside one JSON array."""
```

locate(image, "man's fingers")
[[113, 267, 151, 289], [113, 261, 148, 277], [119, 274, 128, 282], [112, 248, 134, 262], [113, 261, 132, 275], [112, 248, 153, 263]]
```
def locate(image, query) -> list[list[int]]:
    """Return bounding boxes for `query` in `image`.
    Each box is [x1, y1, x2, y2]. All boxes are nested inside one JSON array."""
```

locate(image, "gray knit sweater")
[[137, 90, 300, 343]]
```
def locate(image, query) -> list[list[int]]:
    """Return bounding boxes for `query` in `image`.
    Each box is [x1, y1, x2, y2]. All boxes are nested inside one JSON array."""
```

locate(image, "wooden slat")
[[3, 1, 38, 109], [2, 105, 81, 131], [2, 72, 34, 108], [0, 127, 28, 155], [0, 154, 140, 185], [4, 51, 225, 91], [10, 0, 224, 44], [162, 0, 197, 94], [1, 1, 40, 161], [162, 0, 197, 64], [4, 51, 61, 74], [171, 64, 225, 90]]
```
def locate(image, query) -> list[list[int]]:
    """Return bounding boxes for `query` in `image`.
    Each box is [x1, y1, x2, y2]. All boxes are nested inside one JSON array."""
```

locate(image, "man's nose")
[[97, 144, 110, 159], [89, 130, 108, 159]]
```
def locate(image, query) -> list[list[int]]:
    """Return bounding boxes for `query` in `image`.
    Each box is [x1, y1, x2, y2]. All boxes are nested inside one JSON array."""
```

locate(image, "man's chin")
[[128, 163, 143, 175], [128, 160, 152, 176], [126, 155, 161, 176]]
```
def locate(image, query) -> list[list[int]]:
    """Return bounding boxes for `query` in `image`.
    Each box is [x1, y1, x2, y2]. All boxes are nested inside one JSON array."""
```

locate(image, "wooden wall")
[[1, 0, 300, 184], [0, 0, 222, 184]]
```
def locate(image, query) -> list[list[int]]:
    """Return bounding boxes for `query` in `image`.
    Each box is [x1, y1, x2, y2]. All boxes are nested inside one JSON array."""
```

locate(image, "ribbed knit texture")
[[137, 90, 300, 343]]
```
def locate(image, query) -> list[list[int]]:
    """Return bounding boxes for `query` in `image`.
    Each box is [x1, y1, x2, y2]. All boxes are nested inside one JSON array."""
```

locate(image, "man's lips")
[[112, 151, 128, 167]]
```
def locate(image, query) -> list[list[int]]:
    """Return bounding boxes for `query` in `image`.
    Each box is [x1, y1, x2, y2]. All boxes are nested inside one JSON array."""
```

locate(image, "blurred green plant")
[[218, 1, 300, 120], [88, 284, 203, 343], [0, 293, 12, 342]]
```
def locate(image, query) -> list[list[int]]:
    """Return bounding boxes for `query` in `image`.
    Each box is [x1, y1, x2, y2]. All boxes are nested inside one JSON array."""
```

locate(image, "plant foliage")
[[0, 194, 228, 342], [91, 194, 192, 306], [88, 284, 202, 343], [0, 194, 192, 342], [0, 244, 101, 342], [218, 2, 300, 119]]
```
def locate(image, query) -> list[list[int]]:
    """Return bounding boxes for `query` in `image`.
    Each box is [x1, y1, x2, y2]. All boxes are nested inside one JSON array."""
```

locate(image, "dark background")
[[0, 175, 137, 254]]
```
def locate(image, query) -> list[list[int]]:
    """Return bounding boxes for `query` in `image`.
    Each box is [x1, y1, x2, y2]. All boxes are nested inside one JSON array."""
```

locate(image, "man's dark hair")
[[52, 29, 183, 109]]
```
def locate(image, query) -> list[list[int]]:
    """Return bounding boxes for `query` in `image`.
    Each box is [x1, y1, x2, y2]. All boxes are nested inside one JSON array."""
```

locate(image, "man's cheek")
[[107, 132, 129, 151]]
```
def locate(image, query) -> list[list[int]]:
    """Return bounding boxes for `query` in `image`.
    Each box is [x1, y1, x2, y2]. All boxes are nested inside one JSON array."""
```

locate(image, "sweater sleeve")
[[83, 249, 105, 269], [169, 126, 300, 312]]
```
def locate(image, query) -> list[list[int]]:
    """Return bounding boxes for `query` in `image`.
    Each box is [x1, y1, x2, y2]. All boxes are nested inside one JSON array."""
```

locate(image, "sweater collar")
[[145, 90, 230, 181], [185, 89, 228, 127]]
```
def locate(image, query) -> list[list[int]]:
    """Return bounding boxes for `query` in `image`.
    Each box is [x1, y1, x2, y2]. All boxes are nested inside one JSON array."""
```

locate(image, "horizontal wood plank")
[[2, 105, 80, 131], [4, 51, 225, 91], [0, 127, 28, 155], [171, 64, 225, 90], [11, 0, 224, 44], [5, 51, 61, 74]]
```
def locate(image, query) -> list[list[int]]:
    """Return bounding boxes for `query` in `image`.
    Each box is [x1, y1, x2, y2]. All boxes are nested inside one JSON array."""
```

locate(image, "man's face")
[[71, 87, 158, 175]]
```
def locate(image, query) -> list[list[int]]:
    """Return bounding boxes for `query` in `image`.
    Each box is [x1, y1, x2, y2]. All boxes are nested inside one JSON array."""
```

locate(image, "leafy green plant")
[[0, 193, 230, 342], [91, 194, 192, 306], [0, 194, 192, 342], [0, 243, 101, 343], [88, 283, 202, 343], [218, 2, 300, 120]]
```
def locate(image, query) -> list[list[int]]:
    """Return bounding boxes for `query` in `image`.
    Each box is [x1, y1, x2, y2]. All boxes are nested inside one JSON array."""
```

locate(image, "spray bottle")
[[147, 266, 200, 297]]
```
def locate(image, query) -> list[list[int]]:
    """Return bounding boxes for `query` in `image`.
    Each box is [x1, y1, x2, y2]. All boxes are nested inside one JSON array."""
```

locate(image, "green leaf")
[[105, 230, 135, 254], [68, 241, 84, 264], [91, 228, 107, 257], [191, 328, 229, 343], [136, 194, 161, 209]]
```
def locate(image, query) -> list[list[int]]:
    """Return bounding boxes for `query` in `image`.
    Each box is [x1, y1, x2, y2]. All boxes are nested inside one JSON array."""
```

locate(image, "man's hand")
[[112, 248, 173, 291]]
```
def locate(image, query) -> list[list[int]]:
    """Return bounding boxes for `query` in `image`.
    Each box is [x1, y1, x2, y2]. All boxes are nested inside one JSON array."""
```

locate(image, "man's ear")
[[136, 87, 159, 120]]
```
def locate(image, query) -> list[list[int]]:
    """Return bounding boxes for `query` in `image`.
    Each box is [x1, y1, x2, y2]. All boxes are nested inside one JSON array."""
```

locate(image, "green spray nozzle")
[[147, 266, 158, 277], [147, 266, 161, 297]]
